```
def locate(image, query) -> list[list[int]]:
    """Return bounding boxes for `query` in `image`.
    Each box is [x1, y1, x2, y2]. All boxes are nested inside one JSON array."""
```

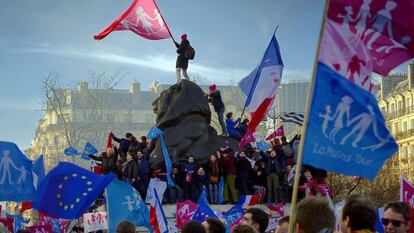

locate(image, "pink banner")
[[324, 0, 414, 75], [239, 131, 255, 148], [266, 125, 285, 140], [94, 0, 171, 40], [176, 200, 197, 229], [401, 177, 414, 208], [0, 218, 14, 233]]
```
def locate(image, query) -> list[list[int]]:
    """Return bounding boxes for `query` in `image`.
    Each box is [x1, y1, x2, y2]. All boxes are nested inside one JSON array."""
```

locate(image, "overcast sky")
[[0, 0, 410, 149]]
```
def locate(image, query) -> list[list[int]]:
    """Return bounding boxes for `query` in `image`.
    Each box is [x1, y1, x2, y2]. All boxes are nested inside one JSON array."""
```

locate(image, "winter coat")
[[219, 151, 237, 176], [207, 91, 225, 112], [226, 118, 242, 138], [111, 133, 130, 157], [237, 157, 252, 180], [88, 150, 118, 175], [175, 40, 190, 69]]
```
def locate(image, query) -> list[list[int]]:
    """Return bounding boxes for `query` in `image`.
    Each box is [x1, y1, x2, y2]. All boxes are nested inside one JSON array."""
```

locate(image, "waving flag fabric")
[[147, 127, 175, 187], [176, 200, 197, 229], [81, 143, 98, 161], [33, 162, 115, 219], [279, 112, 304, 126], [0, 141, 35, 201], [301, 0, 407, 179], [236, 195, 260, 208], [222, 205, 245, 232], [191, 201, 217, 222], [150, 188, 169, 233], [64, 147, 79, 156], [94, 0, 171, 40], [239, 35, 284, 133], [400, 177, 414, 233], [32, 155, 45, 190], [266, 125, 285, 140], [106, 180, 151, 232]]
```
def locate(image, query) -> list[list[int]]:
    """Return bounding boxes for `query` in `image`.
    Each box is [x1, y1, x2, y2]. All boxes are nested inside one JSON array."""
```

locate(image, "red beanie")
[[209, 84, 217, 91], [181, 34, 187, 40]]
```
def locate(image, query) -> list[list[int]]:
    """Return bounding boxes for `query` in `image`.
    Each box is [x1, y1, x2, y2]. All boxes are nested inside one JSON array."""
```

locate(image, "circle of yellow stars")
[[56, 173, 94, 211]]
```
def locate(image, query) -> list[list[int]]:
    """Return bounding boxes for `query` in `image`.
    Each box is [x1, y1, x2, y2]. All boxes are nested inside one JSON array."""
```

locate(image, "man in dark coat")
[[206, 84, 227, 135], [135, 150, 150, 199], [237, 150, 253, 195], [111, 132, 133, 158], [174, 34, 191, 82], [88, 147, 119, 175]]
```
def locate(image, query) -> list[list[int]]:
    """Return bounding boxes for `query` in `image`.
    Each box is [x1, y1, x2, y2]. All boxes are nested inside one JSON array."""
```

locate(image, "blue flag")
[[106, 179, 151, 232], [191, 201, 217, 222], [32, 155, 45, 189], [375, 208, 384, 233], [222, 205, 245, 233], [81, 143, 98, 161], [147, 127, 175, 187], [256, 141, 270, 151], [197, 186, 208, 204], [33, 162, 115, 219], [64, 147, 79, 156], [218, 177, 224, 204], [302, 63, 398, 179], [0, 141, 36, 201], [6, 214, 28, 233]]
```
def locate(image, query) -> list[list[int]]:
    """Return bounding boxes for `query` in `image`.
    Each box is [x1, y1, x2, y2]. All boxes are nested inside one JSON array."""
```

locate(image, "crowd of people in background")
[[87, 85, 334, 205]]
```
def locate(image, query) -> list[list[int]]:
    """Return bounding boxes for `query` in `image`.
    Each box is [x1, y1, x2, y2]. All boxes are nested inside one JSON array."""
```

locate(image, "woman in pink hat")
[[206, 84, 227, 135], [174, 34, 191, 82]]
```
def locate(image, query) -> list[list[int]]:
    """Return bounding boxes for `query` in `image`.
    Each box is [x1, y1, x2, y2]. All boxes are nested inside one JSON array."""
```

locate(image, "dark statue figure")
[[149, 80, 239, 169]]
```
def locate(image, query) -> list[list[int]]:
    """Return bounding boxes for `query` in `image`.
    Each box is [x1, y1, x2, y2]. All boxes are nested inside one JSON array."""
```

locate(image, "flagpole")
[[287, 1, 330, 233], [240, 25, 279, 119], [152, 0, 176, 43]]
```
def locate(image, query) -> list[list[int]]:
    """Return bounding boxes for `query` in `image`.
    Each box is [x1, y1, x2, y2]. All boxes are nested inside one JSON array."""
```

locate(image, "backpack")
[[184, 44, 195, 60]]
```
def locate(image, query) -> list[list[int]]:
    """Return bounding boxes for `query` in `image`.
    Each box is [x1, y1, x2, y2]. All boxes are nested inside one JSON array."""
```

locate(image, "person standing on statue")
[[206, 84, 227, 136], [174, 34, 191, 82]]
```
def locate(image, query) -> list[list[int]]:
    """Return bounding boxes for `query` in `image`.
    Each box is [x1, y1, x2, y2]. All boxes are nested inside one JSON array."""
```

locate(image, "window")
[[54, 135, 60, 145], [390, 103, 395, 113], [395, 123, 399, 134], [398, 101, 403, 111], [411, 119, 414, 129], [66, 95, 71, 105], [403, 122, 408, 132]]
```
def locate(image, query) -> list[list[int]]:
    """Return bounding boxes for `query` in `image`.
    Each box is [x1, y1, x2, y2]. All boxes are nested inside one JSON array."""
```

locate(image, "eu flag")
[[33, 162, 115, 219], [191, 201, 217, 222]]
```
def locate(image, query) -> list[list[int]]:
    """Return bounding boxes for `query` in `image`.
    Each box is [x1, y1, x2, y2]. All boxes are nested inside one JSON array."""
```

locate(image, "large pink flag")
[[94, 0, 172, 40], [400, 177, 414, 233], [324, 0, 414, 76]]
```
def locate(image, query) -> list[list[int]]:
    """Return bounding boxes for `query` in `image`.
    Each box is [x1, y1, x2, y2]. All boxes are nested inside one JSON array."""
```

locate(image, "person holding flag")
[[174, 34, 192, 83]]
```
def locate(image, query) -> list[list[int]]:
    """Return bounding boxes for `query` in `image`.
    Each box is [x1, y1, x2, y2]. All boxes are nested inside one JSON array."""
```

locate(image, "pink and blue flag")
[[239, 35, 283, 138], [94, 0, 172, 41], [301, 0, 413, 179]]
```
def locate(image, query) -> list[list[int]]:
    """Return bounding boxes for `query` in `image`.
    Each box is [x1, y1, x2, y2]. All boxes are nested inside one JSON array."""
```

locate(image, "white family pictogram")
[[122, 190, 142, 211], [319, 95, 391, 151], [0, 150, 28, 185]]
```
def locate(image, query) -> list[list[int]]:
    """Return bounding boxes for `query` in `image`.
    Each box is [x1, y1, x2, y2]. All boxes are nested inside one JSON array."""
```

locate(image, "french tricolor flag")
[[239, 35, 284, 141], [236, 194, 261, 208], [150, 188, 169, 233]]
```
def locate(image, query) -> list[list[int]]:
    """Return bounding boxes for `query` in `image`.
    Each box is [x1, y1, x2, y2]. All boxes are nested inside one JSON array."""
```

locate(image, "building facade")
[[271, 80, 310, 138], [29, 80, 245, 170], [378, 61, 414, 182]]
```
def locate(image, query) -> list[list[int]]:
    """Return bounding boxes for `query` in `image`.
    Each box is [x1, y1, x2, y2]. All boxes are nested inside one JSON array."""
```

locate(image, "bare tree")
[[328, 156, 400, 206]]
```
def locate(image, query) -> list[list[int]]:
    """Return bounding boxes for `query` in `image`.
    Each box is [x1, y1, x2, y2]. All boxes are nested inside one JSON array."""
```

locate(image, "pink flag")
[[265, 125, 285, 140], [400, 177, 414, 233], [238, 131, 255, 149], [176, 200, 197, 229], [401, 177, 414, 208], [325, 0, 414, 76], [94, 0, 172, 40]]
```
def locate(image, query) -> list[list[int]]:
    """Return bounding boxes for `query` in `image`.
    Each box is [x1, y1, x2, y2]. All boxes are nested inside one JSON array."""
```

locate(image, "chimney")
[[409, 61, 414, 90], [77, 81, 88, 93], [381, 74, 405, 99], [129, 80, 140, 94]]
